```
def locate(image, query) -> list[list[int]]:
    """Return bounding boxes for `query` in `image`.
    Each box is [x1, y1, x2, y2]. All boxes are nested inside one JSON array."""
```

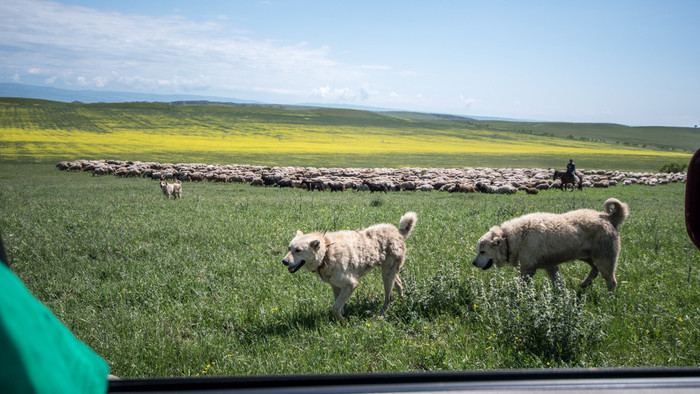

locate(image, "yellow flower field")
[[0, 127, 686, 160], [0, 98, 693, 170]]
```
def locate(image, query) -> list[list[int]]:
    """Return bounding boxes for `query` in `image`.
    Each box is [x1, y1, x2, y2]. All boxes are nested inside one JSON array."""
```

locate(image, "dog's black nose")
[[472, 258, 478, 266]]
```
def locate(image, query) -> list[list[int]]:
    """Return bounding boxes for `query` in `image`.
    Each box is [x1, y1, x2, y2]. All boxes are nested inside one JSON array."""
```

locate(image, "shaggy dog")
[[472, 198, 629, 291], [159, 180, 182, 199], [282, 212, 417, 320]]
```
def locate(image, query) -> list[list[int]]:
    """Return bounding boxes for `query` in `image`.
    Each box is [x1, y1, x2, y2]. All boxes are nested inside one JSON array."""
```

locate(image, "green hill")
[[384, 111, 700, 152]]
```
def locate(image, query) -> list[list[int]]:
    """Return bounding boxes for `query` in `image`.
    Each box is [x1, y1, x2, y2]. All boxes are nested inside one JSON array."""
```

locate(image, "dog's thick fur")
[[159, 180, 182, 199], [472, 198, 629, 291], [282, 212, 417, 320]]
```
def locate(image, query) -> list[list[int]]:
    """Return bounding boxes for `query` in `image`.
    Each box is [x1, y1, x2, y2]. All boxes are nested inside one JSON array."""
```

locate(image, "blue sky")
[[1, 0, 699, 127]]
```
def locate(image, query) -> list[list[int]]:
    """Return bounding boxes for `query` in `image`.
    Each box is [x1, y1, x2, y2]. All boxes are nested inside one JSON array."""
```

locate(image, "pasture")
[[1, 163, 698, 377]]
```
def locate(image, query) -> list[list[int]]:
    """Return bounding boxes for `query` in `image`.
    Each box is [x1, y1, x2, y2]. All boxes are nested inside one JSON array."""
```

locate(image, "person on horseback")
[[566, 159, 580, 184]]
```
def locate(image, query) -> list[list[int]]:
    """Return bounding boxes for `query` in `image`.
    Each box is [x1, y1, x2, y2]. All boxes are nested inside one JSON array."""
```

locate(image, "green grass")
[[1, 163, 698, 377]]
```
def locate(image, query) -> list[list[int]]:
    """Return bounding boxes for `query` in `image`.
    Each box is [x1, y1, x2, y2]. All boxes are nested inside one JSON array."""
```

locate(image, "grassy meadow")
[[1, 163, 699, 378], [1, 98, 699, 377]]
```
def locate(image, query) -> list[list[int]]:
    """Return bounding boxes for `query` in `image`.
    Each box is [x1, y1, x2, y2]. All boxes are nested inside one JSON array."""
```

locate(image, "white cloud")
[[361, 65, 391, 71], [459, 95, 476, 108], [311, 84, 375, 102], [0, 0, 351, 97]]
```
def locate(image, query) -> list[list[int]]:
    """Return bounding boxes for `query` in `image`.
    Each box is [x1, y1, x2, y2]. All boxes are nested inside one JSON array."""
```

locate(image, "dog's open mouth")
[[287, 260, 305, 273], [483, 259, 494, 270]]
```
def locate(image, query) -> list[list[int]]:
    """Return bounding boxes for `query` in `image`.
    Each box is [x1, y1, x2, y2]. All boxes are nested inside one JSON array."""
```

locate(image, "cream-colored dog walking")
[[159, 180, 182, 199], [472, 198, 629, 291], [283, 212, 417, 320]]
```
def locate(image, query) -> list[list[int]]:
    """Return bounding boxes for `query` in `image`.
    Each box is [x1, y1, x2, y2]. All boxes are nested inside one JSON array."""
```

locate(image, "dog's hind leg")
[[379, 267, 402, 317], [380, 254, 406, 317], [596, 262, 617, 291], [580, 260, 599, 288]]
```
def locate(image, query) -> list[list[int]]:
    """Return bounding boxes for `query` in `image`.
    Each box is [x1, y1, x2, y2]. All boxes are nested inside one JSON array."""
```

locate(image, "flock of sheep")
[[56, 159, 686, 194]]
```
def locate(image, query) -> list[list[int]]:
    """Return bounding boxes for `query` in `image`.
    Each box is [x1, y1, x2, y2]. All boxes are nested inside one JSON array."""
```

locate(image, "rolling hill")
[[0, 97, 696, 171]]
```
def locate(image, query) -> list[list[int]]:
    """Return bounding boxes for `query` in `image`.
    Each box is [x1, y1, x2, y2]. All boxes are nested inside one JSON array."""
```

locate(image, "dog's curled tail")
[[604, 198, 629, 229], [399, 212, 418, 239]]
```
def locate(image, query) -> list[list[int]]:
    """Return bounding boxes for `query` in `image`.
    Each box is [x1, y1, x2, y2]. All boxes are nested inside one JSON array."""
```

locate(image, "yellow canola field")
[[0, 127, 685, 161]]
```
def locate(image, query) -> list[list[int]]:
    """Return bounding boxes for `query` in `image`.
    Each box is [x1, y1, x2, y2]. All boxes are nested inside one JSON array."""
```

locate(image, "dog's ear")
[[296, 230, 303, 237], [310, 239, 321, 250]]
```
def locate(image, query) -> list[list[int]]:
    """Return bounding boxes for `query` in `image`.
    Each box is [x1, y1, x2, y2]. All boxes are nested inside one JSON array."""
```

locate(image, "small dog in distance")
[[159, 180, 182, 199]]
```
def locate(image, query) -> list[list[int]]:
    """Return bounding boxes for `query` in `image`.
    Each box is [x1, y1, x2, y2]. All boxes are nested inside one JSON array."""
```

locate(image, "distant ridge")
[[0, 82, 263, 105], [1, 82, 539, 123]]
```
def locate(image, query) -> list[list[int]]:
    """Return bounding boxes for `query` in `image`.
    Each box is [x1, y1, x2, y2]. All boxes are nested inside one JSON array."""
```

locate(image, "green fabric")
[[0, 262, 109, 393]]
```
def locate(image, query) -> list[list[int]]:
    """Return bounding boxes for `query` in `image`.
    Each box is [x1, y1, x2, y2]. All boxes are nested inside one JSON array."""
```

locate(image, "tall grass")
[[0, 163, 698, 377]]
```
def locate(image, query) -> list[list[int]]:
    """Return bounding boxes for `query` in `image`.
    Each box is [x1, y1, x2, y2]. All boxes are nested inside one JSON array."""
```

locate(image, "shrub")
[[370, 196, 384, 207], [474, 275, 602, 365], [659, 162, 687, 173], [392, 259, 471, 323]]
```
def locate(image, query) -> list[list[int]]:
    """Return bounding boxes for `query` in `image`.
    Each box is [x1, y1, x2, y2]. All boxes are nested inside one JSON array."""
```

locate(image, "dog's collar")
[[313, 239, 333, 280], [315, 259, 327, 280]]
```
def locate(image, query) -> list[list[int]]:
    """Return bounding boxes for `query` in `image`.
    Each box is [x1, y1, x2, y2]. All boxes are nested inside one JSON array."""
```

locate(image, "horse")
[[553, 169, 583, 191]]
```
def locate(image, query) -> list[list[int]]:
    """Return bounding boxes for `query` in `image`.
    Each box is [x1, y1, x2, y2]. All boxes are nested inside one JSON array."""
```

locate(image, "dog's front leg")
[[330, 282, 357, 321], [518, 265, 536, 284], [331, 285, 342, 302], [580, 263, 599, 288], [545, 266, 562, 286]]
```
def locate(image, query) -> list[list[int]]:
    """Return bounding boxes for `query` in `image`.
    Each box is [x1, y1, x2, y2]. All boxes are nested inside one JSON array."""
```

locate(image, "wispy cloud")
[[311, 84, 376, 102], [0, 0, 352, 98], [459, 95, 476, 108]]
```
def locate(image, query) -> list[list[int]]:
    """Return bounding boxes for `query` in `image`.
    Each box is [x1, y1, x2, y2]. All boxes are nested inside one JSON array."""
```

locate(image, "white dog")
[[283, 212, 417, 320], [472, 198, 629, 291], [159, 180, 182, 199]]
